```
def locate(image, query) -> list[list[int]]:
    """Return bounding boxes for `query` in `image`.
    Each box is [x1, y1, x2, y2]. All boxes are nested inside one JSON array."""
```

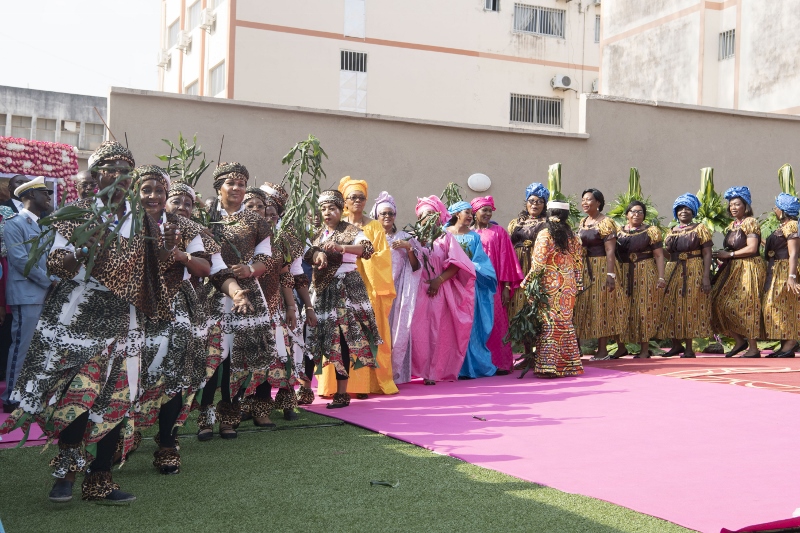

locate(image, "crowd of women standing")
[[2, 139, 799, 505]]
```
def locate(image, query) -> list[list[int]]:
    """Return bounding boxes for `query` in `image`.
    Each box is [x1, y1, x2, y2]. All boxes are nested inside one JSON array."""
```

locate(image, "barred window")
[[510, 94, 562, 127], [341, 50, 367, 73], [719, 29, 735, 60], [595, 15, 600, 43], [485, 0, 499, 11], [514, 4, 565, 38], [209, 61, 226, 96]]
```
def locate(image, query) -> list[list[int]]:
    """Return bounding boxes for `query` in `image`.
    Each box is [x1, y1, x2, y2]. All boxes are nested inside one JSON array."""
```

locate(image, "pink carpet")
[[306, 367, 800, 533]]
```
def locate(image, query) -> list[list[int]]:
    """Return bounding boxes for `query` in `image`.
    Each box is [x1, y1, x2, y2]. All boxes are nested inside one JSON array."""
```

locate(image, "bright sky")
[[1, 0, 161, 97]]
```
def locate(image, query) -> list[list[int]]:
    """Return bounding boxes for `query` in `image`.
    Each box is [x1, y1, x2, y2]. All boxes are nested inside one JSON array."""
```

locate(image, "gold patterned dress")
[[507, 214, 547, 320], [761, 220, 800, 339], [616, 225, 663, 343], [659, 223, 713, 339], [711, 217, 765, 339], [527, 229, 584, 377], [574, 216, 624, 340]]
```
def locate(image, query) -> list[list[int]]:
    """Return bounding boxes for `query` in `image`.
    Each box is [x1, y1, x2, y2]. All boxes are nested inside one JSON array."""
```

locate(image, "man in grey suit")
[[1, 176, 54, 411]]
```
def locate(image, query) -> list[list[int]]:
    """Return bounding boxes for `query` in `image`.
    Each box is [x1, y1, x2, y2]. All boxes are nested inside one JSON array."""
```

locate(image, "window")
[[510, 94, 562, 127], [185, 81, 199, 96], [60, 120, 79, 146], [210, 0, 225, 9], [594, 15, 600, 43], [35, 118, 57, 142], [167, 19, 180, 48], [0, 114, 6, 135], [187, 1, 201, 29], [719, 29, 735, 60], [209, 61, 225, 96], [514, 4, 565, 38], [10, 115, 31, 139], [485, 0, 499, 11], [83, 123, 105, 150], [341, 50, 367, 73]]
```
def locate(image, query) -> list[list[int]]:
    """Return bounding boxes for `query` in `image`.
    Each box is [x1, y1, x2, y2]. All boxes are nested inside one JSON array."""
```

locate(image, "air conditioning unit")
[[591, 78, 599, 93], [200, 8, 216, 32], [551, 74, 574, 91], [176, 30, 192, 52], [157, 49, 171, 68]]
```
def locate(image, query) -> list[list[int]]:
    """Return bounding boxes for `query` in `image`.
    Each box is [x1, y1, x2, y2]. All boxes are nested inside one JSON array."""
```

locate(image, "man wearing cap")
[[0, 176, 54, 411], [1, 174, 29, 214]]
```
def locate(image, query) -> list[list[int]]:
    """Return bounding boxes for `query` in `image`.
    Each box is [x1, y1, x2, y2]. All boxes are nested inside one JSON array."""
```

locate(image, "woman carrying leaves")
[[658, 194, 713, 358], [316, 177, 397, 398], [446, 201, 498, 379], [614, 201, 666, 358], [472, 195, 524, 374], [196, 162, 282, 440], [763, 194, 800, 357], [410, 196, 475, 384], [371, 191, 420, 385], [711, 186, 766, 358], [574, 189, 624, 360], [526, 201, 584, 377], [305, 190, 380, 408], [0, 141, 176, 503], [135, 169, 244, 474]]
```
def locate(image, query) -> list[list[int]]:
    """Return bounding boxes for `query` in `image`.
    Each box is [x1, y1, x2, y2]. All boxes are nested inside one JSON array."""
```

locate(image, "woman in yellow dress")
[[711, 186, 766, 358], [659, 194, 713, 358], [763, 194, 800, 358], [574, 188, 624, 360], [317, 177, 398, 398]]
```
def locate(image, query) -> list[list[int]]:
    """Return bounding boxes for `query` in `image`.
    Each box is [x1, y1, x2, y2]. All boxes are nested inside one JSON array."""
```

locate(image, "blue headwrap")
[[447, 201, 472, 216], [776, 193, 800, 218], [723, 186, 752, 206], [672, 193, 701, 220], [525, 182, 550, 202]]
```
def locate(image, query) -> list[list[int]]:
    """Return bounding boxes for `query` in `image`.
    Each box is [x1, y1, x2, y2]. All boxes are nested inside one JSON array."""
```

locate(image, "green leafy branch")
[[547, 163, 583, 229], [440, 182, 464, 207], [760, 164, 795, 240], [279, 135, 327, 252], [607, 168, 662, 228], [505, 269, 549, 378]]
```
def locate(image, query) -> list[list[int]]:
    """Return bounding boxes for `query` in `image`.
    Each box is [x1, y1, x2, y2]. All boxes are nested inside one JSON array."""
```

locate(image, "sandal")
[[661, 346, 685, 358], [725, 343, 748, 358], [197, 428, 214, 442], [589, 355, 610, 361], [423, 379, 436, 386], [219, 424, 238, 439]]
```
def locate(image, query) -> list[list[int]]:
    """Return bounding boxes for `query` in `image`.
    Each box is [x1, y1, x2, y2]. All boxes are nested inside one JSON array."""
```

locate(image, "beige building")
[[157, 0, 601, 133], [600, 0, 800, 115]]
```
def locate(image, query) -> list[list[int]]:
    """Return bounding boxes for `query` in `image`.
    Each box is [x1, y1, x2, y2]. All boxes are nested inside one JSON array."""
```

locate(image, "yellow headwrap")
[[338, 176, 368, 199]]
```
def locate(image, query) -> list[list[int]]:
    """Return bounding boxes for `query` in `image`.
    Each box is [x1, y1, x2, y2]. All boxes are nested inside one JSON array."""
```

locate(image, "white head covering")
[[15, 176, 49, 198]]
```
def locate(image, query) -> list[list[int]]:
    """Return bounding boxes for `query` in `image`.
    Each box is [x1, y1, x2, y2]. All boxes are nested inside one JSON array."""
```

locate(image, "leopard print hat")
[[213, 162, 249, 188], [167, 182, 196, 201], [135, 165, 170, 189], [88, 141, 135, 170]]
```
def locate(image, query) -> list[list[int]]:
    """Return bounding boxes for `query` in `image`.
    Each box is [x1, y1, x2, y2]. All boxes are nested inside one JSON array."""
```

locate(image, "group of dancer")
[[2, 139, 799, 506]]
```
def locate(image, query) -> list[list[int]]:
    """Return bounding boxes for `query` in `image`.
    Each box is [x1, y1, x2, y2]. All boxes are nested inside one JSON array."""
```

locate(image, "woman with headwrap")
[[574, 189, 624, 360], [472, 195, 524, 373], [658, 193, 713, 358], [763, 193, 800, 357], [305, 190, 380, 408], [526, 200, 584, 377], [446, 201, 498, 379], [316, 177, 397, 398], [196, 162, 282, 440], [0, 142, 176, 503], [614, 200, 666, 358], [134, 168, 243, 474], [260, 182, 319, 406], [710, 186, 765, 358], [507, 183, 549, 328], [410, 196, 476, 384], [243, 186, 268, 218], [371, 191, 420, 384]]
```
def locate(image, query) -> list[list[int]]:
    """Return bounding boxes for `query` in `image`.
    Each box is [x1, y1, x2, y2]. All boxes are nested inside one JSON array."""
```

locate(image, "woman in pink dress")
[[410, 196, 476, 384], [471, 196, 524, 373]]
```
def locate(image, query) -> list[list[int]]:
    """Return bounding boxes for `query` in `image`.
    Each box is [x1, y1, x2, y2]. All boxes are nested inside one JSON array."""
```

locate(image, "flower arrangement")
[[0, 136, 80, 204]]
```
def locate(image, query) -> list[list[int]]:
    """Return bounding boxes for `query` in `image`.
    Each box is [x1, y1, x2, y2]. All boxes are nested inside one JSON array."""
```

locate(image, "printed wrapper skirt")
[[574, 256, 624, 339], [762, 259, 800, 339], [619, 259, 662, 343], [711, 257, 765, 340], [535, 318, 583, 377], [658, 257, 712, 339]]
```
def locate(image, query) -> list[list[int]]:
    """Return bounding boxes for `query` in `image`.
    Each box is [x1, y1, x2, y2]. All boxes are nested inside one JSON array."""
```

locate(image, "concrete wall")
[[108, 87, 800, 228]]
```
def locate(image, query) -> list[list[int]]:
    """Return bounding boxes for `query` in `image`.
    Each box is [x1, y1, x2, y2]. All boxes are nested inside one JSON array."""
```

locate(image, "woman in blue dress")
[[446, 201, 497, 378]]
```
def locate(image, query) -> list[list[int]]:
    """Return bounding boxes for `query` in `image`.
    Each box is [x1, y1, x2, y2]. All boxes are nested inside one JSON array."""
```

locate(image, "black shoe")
[[48, 479, 74, 503], [777, 352, 796, 358], [2, 402, 18, 414], [725, 344, 747, 358], [283, 408, 299, 421], [495, 369, 511, 375], [742, 352, 762, 358], [680, 353, 696, 358], [96, 489, 136, 505], [662, 346, 684, 358]]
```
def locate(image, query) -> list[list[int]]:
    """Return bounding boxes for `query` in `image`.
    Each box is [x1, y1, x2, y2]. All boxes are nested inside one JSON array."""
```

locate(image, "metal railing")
[[719, 29, 735, 60], [510, 94, 562, 127], [514, 4, 565, 38], [341, 50, 367, 73]]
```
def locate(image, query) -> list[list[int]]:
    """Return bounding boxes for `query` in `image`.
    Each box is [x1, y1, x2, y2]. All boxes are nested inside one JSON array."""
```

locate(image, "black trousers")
[[58, 412, 122, 473], [157, 393, 182, 448], [336, 328, 351, 382], [200, 357, 232, 407]]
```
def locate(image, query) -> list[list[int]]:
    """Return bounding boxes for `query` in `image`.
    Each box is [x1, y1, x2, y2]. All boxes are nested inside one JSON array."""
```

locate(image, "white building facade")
[[157, 0, 601, 132], [599, 0, 800, 116]]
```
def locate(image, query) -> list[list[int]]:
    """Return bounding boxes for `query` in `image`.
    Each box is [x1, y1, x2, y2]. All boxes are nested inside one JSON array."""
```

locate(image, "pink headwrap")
[[370, 191, 396, 219], [470, 195, 495, 213], [415, 195, 448, 225]]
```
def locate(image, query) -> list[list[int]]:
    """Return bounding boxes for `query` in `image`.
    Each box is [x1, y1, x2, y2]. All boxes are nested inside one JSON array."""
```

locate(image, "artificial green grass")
[[0, 409, 691, 533]]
